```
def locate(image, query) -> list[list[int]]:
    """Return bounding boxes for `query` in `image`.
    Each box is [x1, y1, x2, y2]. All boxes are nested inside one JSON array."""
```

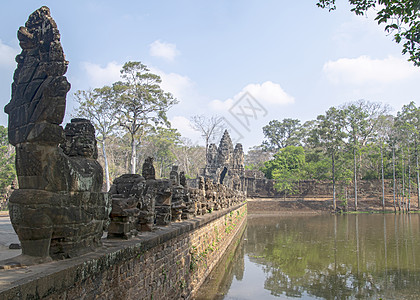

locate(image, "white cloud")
[[149, 67, 194, 101], [209, 81, 294, 111], [169, 115, 201, 141], [209, 98, 234, 111], [81, 61, 122, 87], [244, 81, 295, 105], [323, 55, 420, 85], [0, 40, 18, 68], [149, 40, 179, 61]]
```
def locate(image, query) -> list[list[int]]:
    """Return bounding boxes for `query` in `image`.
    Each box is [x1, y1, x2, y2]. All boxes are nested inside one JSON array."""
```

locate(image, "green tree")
[[262, 118, 302, 152], [115, 61, 178, 174], [311, 107, 347, 210], [74, 86, 119, 191], [374, 114, 394, 210], [317, 0, 420, 66], [395, 101, 420, 209], [262, 146, 307, 198], [343, 100, 389, 210]]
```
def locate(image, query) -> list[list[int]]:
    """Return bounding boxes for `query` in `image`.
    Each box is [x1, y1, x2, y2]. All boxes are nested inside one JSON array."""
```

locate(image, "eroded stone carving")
[[4, 7, 109, 264], [107, 174, 143, 239], [142, 156, 156, 180], [204, 130, 245, 190], [106, 158, 246, 239]]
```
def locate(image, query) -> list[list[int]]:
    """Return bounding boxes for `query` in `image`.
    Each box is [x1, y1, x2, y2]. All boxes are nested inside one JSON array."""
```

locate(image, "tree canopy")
[[317, 0, 420, 66], [262, 118, 302, 152], [114, 61, 178, 174], [258, 100, 420, 211]]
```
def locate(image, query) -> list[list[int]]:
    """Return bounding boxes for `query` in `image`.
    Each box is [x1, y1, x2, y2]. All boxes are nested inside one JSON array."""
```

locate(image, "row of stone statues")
[[107, 159, 246, 239], [2, 6, 245, 266]]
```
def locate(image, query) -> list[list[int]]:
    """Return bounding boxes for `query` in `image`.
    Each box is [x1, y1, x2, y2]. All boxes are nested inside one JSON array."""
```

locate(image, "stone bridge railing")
[[108, 157, 246, 239]]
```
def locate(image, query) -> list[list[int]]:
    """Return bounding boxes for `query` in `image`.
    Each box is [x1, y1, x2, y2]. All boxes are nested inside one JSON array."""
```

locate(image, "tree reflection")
[[246, 214, 420, 299]]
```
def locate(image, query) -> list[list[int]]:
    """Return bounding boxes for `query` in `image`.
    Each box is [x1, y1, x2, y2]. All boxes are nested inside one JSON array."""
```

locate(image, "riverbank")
[[247, 197, 420, 214]]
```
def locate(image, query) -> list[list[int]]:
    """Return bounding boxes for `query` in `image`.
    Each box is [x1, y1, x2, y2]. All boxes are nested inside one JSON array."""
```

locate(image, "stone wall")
[[0, 203, 247, 300], [246, 178, 413, 200]]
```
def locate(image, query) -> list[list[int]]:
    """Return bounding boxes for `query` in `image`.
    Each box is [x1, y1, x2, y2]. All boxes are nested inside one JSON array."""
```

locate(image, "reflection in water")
[[194, 225, 246, 300], [196, 214, 420, 299]]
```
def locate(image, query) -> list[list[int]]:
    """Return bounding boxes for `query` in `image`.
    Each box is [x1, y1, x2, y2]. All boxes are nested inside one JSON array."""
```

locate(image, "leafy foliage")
[[262, 146, 307, 195], [262, 119, 302, 152], [317, 0, 420, 66], [259, 100, 419, 209], [115, 61, 178, 174]]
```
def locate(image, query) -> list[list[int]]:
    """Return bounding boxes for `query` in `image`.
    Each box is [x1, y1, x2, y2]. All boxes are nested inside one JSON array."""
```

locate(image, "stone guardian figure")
[[3, 7, 110, 265]]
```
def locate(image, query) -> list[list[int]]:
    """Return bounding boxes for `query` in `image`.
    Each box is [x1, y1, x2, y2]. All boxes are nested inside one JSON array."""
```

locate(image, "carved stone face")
[[71, 134, 96, 158], [62, 118, 97, 159]]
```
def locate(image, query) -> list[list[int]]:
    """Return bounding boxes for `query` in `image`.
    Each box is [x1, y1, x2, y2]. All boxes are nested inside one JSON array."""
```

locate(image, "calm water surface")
[[195, 214, 420, 300]]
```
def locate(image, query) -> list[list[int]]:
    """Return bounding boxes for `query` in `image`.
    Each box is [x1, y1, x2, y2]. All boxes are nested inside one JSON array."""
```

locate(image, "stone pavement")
[[0, 215, 21, 261]]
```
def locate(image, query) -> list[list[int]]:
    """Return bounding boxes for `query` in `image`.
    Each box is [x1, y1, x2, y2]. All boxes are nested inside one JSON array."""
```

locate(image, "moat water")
[[195, 213, 420, 300]]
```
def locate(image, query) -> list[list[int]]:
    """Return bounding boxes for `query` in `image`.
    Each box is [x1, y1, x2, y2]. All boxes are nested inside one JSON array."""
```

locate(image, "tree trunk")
[[408, 150, 411, 212], [332, 152, 336, 211], [381, 144, 385, 211], [354, 147, 358, 211], [102, 138, 111, 191], [397, 179, 401, 211], [416, 144, 420, 209], [393, 147, 396, 212], [402, 152, 405, 213], [345, 187, 348, 211], [205, 136, 209, 164], [130, 136, 136, 174]]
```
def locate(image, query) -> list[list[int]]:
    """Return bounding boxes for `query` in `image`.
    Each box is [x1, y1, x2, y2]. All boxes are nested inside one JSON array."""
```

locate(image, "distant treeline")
[[250, 100, 419, 210]]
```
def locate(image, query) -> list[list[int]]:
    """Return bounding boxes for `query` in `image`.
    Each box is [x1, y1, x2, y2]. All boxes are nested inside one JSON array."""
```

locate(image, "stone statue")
[[207, 144, 218, 167], [3, 7, 109, 264], [107, 174, 144, 239], [142, 156, 156, 180], [179, 171, 187, 187], [170, 165, 180, 186]]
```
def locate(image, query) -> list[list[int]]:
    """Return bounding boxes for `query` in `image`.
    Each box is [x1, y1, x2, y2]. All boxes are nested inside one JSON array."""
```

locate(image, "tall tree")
[[375, 115, 394, 210], [74, 86, 119, 191], [343, 100, 389, 210], [115, 61, 178, 174], [317, 0, 420, 66], [312, 107, 347, 210], [262, 118, 302, 152], [395, 101, 420, 208], [190, 115, 224, 158]]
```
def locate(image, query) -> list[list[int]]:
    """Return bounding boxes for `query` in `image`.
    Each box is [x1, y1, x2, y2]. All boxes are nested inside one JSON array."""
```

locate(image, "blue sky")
[[1, 1, 419, 150]]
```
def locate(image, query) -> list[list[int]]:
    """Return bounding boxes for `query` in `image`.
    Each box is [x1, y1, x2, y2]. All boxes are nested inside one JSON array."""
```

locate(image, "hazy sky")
[[1, 1, 419, 150]]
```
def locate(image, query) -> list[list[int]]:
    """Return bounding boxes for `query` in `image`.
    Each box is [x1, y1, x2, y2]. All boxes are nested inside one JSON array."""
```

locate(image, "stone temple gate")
[[204, 130, 245, 191]]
